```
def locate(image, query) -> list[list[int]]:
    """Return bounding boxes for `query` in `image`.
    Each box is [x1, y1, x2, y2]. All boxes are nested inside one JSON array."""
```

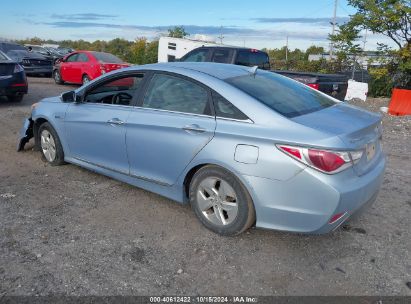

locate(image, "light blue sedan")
[[17, 63, 386, 236]]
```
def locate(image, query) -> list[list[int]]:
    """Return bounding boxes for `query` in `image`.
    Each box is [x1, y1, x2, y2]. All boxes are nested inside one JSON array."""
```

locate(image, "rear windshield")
[[92, 52, 123, 63], [226, 70, 337, 118], [236, 50, 270, 69], [0, 51, 8, 60]]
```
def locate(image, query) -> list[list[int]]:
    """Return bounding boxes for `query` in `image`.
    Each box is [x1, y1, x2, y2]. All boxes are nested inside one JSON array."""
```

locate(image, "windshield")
[[92, 52, 123, 63], [226, 70, 337, 118], [1, 43, 26, 53]]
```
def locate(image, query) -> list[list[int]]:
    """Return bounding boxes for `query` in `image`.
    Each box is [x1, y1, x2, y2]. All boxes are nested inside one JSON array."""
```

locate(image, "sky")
[[1, 0, 395, 51]]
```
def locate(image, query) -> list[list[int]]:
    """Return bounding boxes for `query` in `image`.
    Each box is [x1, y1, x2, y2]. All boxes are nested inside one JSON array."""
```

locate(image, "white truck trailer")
[[158, 35, 220, 63]]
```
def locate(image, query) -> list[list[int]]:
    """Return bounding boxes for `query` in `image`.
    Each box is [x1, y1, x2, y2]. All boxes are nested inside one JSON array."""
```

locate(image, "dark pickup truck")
[[179, 46, 348, 100]]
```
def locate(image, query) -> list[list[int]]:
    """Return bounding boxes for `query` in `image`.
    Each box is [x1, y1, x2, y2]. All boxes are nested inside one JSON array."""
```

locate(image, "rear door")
[[126, 72, 216, 185]]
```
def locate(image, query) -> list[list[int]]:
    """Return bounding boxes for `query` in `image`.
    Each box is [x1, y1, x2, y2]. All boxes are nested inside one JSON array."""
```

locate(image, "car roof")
[[135, 62, 252, 80]]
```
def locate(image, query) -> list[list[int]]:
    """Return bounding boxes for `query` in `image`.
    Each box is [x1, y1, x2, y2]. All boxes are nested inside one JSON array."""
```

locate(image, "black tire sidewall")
[[82, 75, 90, 85], [53, 70, 63, 84], [189, 165, 255, 236], [38, 122, 65, 166]]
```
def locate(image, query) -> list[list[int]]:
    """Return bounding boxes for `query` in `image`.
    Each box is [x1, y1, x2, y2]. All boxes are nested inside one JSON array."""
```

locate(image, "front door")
[[126, 73, 216, 185], [64, 73, 145, 174]]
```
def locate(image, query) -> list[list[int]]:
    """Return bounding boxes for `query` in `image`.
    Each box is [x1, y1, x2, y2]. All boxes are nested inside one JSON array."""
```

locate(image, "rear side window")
[[236, 50, 270, 69], [181, 49, 209, 62], [212, 49, 233, 63], [226, 70, 336, 118], [143, 74, 210, 115], [212, 92, 249, 120], [77, 53, 89, 62]]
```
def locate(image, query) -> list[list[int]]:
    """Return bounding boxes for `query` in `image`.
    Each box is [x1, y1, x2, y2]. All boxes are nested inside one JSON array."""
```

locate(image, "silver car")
[[18, 62, 386, 236]]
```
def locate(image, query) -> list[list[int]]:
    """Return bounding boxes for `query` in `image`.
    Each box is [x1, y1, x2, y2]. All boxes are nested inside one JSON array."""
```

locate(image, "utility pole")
[[218, 26, 224, 44], [330, 0, 338, 60], [285, 35, 289, 69]]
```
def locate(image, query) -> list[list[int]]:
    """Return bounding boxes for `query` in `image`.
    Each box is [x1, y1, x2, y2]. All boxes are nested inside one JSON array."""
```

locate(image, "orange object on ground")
[[388, 88, 411, 116]]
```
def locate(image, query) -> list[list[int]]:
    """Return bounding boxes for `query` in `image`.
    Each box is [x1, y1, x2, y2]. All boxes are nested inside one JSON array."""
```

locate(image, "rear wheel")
[[189, 165, 255, 236], [53, 70, 64, 84], [7, 94, 24, 102], [82, 74, 90, 85], [38, 122, 65, 166]]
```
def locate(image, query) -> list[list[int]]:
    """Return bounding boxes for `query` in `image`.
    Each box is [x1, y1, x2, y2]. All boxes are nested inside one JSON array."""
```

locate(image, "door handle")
[[107, 118, 124, 125], [182, 124, 206, 133]]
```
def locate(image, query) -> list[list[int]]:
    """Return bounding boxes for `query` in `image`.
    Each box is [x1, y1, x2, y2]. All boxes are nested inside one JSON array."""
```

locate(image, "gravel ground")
[[0, 77, 410, 296]]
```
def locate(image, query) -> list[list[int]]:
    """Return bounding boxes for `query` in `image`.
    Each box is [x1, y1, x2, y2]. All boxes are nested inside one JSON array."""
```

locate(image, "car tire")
[[38, 122, 65, 166], [82, 74, 90, 85], [7, 94, 24, 102], [189, 165, 255, 236], [53, 70, 64, 84]]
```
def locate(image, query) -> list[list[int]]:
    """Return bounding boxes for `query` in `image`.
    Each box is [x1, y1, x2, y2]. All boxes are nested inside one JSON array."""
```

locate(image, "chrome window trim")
[[216, 116, 254, 124], [131, 105, 215, 119]]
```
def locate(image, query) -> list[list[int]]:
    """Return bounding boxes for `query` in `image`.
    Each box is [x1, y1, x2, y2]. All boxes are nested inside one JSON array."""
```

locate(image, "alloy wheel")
[[40, 129, 56, 162], [196, 177, 239, 226]]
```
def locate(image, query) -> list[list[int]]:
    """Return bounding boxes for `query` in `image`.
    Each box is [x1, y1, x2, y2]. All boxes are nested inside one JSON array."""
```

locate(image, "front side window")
[[181, 49, 209, 62], [143, 74, 209, 115], [66, 54, 79, 62], [84, 75, 144, 106], [226, 70, 336, 118]]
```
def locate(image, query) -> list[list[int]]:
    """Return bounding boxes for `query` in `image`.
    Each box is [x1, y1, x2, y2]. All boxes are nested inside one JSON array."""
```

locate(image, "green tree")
[[339, 0, 411, 92], [167, 26, 189, 38]]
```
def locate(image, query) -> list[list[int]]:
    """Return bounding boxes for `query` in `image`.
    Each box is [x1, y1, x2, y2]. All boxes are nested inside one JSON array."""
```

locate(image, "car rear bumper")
[[24, 66, 52, 75], [243, 154, 386, 234], [0, 74, 28, 96]]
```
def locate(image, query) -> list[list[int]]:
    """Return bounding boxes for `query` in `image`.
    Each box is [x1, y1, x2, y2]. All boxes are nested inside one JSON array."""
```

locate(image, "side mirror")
[[61, 90, 76, 103]]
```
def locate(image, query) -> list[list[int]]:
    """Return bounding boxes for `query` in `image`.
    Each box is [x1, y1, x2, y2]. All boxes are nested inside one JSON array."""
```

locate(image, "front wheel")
[[82, 74, 90, 85], [53, 70, 64, 84], [189, 165, 255, 236], [38, 122, 65, 166]]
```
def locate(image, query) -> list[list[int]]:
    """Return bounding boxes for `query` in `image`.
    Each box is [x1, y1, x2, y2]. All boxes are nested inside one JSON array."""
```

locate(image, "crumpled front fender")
[[17, 117, 34, 152]]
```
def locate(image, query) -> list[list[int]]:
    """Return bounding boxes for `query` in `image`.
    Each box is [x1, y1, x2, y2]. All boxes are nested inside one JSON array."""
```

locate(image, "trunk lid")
[[0, 62, 15, 76], [291, 103, 383, 176]]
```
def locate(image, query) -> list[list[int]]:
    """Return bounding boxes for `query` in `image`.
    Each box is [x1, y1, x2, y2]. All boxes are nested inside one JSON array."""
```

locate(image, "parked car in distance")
[[180, 46, 348, 100], [0, 41, 53, 76], [274, 70, 349, 101], [179, 46, 271, 70], [0, 50, 28, 102], [25, 44, 63, 64], [18, 62, 385, 236], [53, 51, 130, 85]]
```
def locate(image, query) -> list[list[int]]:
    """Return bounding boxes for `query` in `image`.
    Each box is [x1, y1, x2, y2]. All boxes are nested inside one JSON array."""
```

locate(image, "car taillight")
[[100, 64, 106, 74], [307, 83, 319, 90], [276, 145, 363, 174], [14, 64, 24, 73]]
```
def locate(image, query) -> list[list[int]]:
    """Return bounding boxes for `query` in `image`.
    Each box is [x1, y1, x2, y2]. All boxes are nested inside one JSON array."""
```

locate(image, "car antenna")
[[248, 66, 258, 77]]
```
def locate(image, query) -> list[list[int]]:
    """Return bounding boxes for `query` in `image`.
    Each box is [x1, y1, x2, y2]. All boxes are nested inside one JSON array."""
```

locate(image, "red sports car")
[[53, 51, 130, 85]]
